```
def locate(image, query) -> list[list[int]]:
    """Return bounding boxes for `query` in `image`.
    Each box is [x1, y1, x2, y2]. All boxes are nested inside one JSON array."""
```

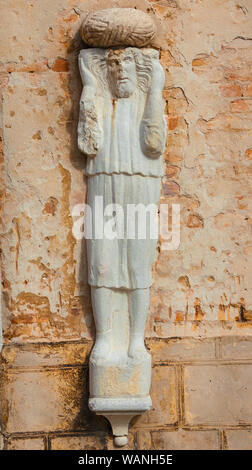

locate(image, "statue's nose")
[[118, 61, 126, 75]]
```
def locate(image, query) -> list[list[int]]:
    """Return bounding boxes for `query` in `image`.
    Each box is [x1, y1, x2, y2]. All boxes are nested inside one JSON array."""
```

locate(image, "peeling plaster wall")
[[0, 0, 252, 450]]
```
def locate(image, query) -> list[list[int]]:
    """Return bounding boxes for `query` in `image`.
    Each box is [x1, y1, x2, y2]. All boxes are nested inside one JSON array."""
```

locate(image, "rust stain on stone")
[[63, 12, 79, 23], [28, 257, 56, 292], [12, 217, 20, 273], [187, 214, 204, 229], [194, 298, 205, 322], [58, 163, 76, 319], [162, 179, 180, 196], [11, 292, 52, 323], [42, 197, 59, 216], [50, 58, 69, 72], [178, 275, 191, 289], [32, 130, 41, 140], [236, 299, 252, 324], [218, 304, 225, 321], [29, 257, 54, 275], [29, 87, 47, 96], [175, 311, 184, 322], [168, 370, 177, 424], [48, 126, 55, 135]]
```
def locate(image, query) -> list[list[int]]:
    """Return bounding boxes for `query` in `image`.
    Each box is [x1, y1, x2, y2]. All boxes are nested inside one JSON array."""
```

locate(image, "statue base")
[[88, 291, 153, 446], [89, 352, 152, 396]]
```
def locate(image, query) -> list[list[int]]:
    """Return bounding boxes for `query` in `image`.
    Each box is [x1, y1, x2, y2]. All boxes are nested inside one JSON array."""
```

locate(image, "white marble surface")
[[78, 23, 166, 445]]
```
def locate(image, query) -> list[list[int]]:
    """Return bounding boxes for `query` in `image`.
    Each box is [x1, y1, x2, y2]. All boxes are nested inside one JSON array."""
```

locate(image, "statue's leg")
[[91, 286, 112, 361], [128, 288, 149, 358]]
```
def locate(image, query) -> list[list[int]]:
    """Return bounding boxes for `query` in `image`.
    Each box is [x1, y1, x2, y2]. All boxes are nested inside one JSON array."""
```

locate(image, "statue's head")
[[106, 49, 137, 98], [85, 47, 153, 98]]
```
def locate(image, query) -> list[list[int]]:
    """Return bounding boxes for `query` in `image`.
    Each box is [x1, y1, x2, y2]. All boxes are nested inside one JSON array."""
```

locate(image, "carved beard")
[[109, 78, 137, 99], [114, 80, 135, 98]]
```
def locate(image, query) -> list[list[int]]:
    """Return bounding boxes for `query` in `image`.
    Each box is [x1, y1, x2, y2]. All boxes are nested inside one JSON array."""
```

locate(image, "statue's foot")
[[128, 335, 147, 359], [91, 333, 111, 362]]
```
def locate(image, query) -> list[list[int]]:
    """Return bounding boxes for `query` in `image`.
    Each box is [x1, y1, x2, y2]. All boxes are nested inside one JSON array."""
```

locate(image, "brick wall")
[[1, 337, 252, 450], [1, 0, 252, 451]]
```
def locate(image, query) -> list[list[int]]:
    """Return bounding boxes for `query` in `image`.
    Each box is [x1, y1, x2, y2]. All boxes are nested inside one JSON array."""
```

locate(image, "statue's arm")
[[78, 52, 103, 157], [141, 55, 166, 159]]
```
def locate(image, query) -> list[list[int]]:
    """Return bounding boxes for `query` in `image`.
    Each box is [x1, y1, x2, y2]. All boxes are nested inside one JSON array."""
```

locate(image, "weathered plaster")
[[0, 0, 252, 450]]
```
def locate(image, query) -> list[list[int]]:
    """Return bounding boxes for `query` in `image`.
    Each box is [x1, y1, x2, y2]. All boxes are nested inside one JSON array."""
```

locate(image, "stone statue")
[[78, 8, 166, 446]]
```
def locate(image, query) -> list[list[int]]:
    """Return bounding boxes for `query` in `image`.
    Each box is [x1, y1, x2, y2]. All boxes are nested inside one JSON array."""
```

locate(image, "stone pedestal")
[[89, 291, 152, 446]]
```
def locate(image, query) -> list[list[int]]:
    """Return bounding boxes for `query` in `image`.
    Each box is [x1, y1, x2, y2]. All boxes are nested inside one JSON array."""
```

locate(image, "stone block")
[[147, 338, 216, 362], [51, 433, 106, 450], [137, 430, 152, 450], [221, 337, 252, 360], [1, 367, 106, 433], [184, 365, 252, 425], [138, 429, 219, 450], [225, 430, 252, 450], [6, 438, 45, 450], [134, 365, 177, 427], [2, 341, 92, 368]]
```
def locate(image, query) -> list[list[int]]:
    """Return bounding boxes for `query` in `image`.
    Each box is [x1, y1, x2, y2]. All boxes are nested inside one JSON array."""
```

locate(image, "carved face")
[[106, 50, 137, 98]]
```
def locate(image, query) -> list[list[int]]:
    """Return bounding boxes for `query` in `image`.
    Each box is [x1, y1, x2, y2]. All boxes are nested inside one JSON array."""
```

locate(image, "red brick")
[[162, 179, 180, 196], [219, 84, 242, 98], [230, 99, 252, 113], [168, 117, 179, 130], [160, 50, 178, 67], [243, 84, 252, 97], [225, 70, 252, 82], [192, 57, 211, 67], [166, 98, 188, 115], [50, 58, 69, 72], [245, 149, 252, 160], [165, 165, 180, 178], [164, 151, 183, 163]]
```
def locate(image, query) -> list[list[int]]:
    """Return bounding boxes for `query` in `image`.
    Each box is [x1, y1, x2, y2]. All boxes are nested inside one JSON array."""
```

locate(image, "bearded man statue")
[[78, 42, 166, 446], [78, 46, 166, 359]]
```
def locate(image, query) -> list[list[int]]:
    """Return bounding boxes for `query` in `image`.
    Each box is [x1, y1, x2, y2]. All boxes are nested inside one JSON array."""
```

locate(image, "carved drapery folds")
[[78, 8, 166, 446]]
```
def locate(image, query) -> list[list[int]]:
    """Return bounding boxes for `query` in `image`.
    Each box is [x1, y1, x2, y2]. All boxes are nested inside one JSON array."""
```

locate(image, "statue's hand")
[[78, 89, 103, 157], [78, 53, 103, 157], [141, 121, 165, 159]]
